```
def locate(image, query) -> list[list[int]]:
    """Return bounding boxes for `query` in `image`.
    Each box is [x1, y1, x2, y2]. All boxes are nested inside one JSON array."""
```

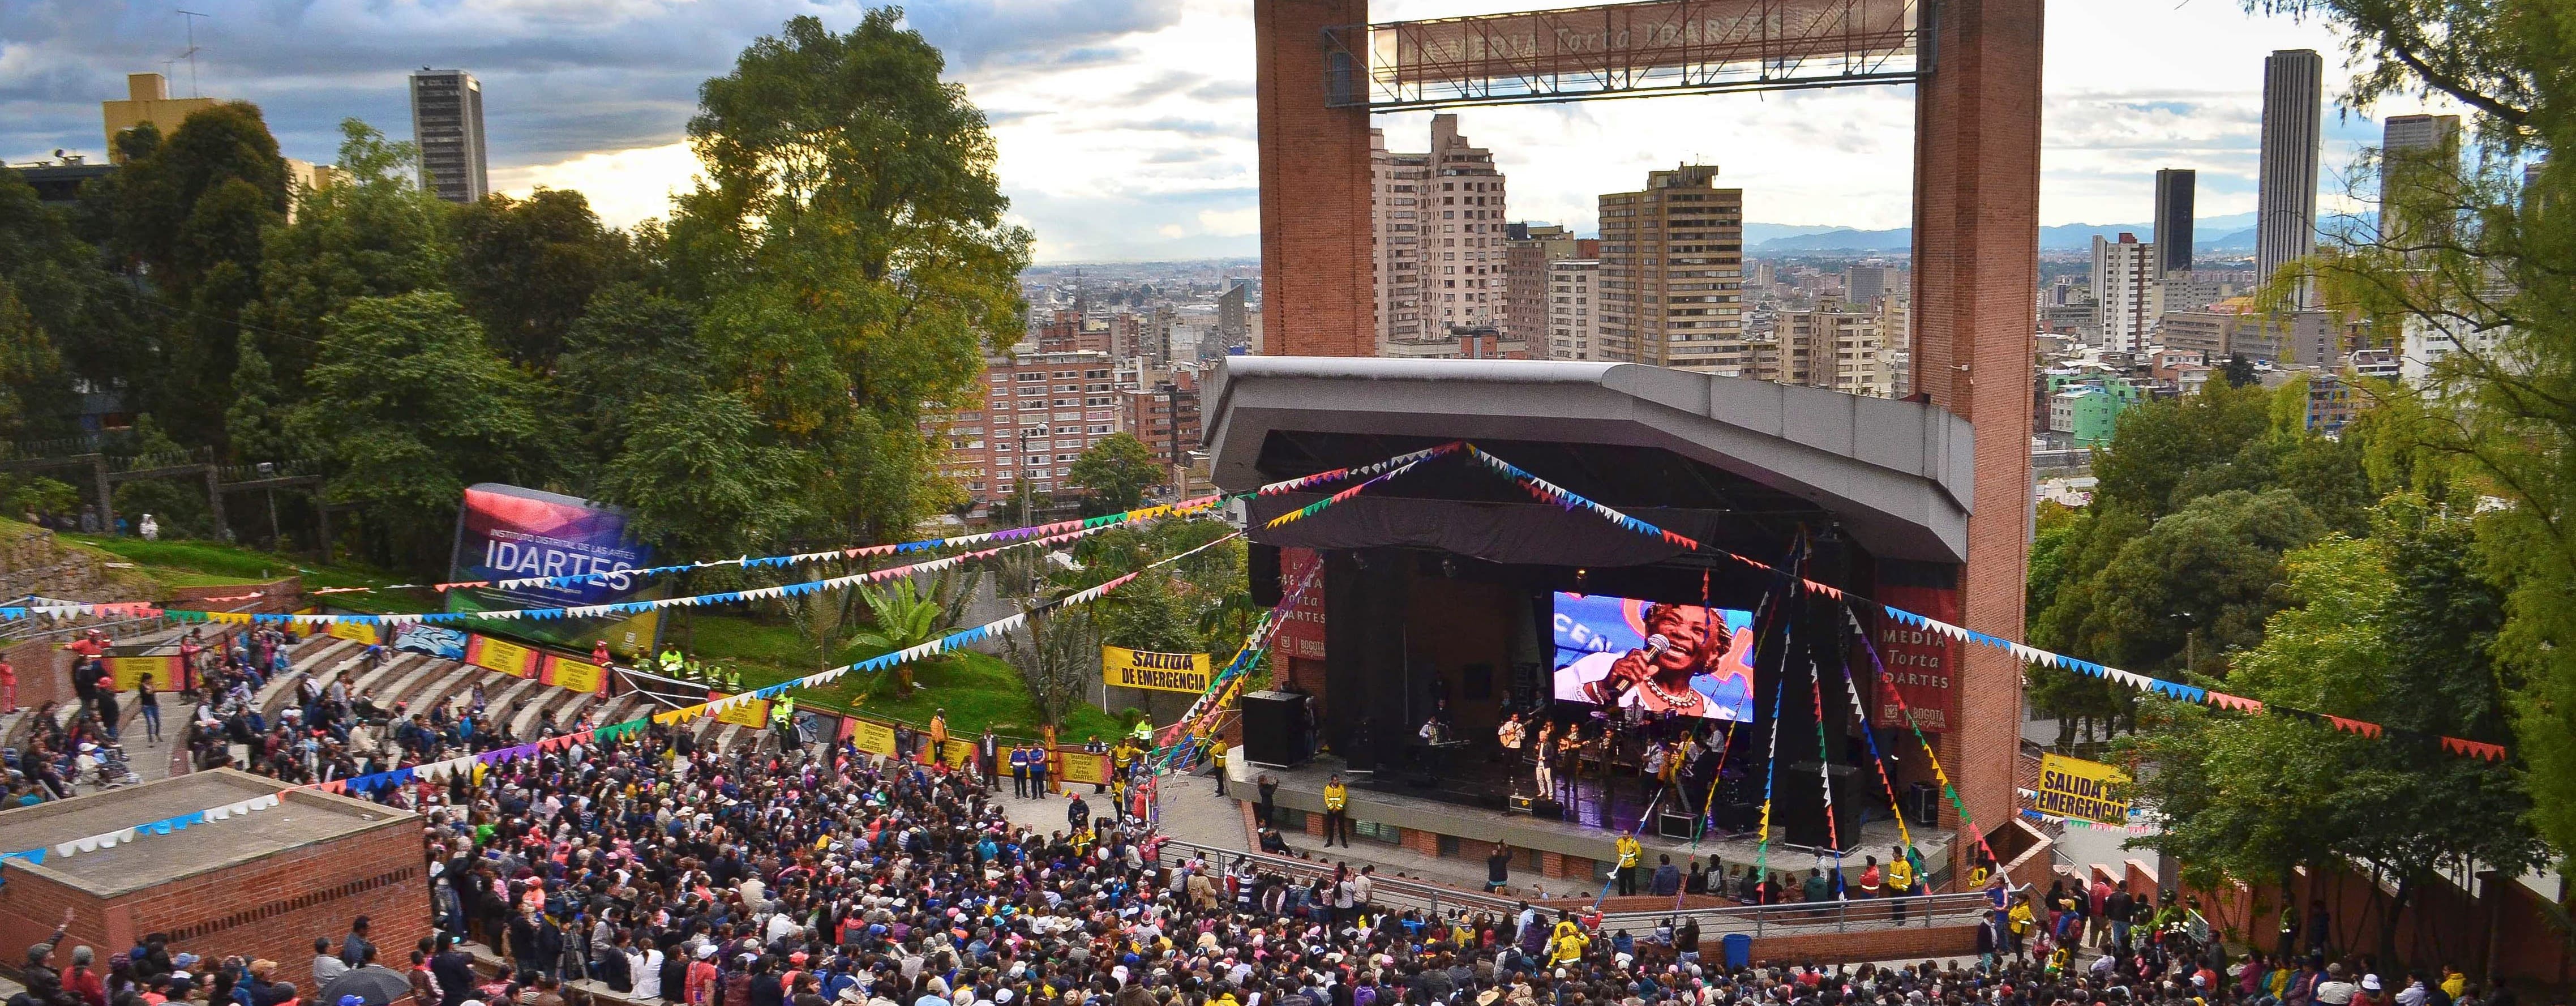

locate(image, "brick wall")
[[2181, 860, 2574, 989], [0, 803, 425, 992], [1751, 922, 1981, 964], [1908, 0, 2043, 876], [2, 639, 70, 713], [1254, 0, 1375, 358]]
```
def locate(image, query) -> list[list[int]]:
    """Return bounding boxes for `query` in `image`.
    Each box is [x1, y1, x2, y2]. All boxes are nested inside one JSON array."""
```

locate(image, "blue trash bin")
[[1722, 932, 1751, 969]]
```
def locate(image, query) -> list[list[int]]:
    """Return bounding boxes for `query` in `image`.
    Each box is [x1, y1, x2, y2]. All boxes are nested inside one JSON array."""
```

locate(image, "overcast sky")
[[2, 0, 2450, 263]]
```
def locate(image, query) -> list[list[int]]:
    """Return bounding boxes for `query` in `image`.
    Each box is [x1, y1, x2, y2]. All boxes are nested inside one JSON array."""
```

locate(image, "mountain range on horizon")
[[1744, 212, 2264, 254]]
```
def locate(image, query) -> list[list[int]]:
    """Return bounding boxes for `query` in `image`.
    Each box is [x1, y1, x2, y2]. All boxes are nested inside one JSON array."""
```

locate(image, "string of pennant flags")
[[0, 446, 1399, 626], [2, 532, 1248, 866], [1261, 442, 2510, 763], [1, 793, 283, 867], [1148, 564, 1327, 769], [0, 495, 1244, 628]]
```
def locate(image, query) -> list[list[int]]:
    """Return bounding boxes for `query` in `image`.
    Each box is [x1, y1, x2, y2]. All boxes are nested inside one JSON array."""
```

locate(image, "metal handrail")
[[1152, 835, 1991, 937], [1152, 836, 1525, 919]]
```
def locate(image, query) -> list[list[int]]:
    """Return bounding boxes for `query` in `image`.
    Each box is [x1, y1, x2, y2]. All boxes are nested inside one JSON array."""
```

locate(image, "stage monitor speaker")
[[1239, 690, 1306, 766], [1249, 544, 1283, 607], [1529, 797, 1565, 820], [1711, 800, 1759, 833], [1656, 811, 1698, 840], [1906, 781, 1941, 828], [1780, 761, 1864, 850]]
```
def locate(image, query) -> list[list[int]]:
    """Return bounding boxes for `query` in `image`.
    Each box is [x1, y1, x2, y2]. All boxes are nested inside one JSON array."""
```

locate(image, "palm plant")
[[853, 567, 978, 697], [1001, 605, 1096, 729]]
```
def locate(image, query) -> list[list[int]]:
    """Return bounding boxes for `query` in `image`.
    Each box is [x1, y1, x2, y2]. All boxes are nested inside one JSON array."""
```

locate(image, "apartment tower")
[[2153, 169, 2196, 277], [409, 69, 490, 203], [2255, 50, 2322, 303], [1597, 165, 1746, 371]]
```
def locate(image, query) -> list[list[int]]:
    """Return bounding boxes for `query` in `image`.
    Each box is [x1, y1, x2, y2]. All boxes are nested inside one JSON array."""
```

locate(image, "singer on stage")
[[1554, 602, 1746, 717]]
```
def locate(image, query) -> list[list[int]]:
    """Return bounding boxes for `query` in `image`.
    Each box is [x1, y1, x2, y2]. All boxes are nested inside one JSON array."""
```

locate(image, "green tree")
[[2238, 0, 2576, 859], [1067, 432, 1163, 514], [586, 391, 807, 559], [671, 11, 1031, 543], [286, 292, 549, 571], [222, 344, 297, 464], [252, 119, 453, 390], [554, 284, 707, 477], [2125, 496, 2539, 964], [2221, 353, 2259, 388], [0, 281, 63, 440], [447, 188, 637, 366], [1002, 605, 1097, 728]]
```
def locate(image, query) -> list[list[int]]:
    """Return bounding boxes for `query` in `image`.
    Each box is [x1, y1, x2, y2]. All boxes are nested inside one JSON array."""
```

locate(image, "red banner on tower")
[[1869, 563, 1959, 733]]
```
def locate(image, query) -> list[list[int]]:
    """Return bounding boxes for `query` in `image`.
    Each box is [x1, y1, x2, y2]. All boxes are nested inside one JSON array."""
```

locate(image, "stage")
[[1205, 357, 2031, 885], [1231, 754, 1956, 889]]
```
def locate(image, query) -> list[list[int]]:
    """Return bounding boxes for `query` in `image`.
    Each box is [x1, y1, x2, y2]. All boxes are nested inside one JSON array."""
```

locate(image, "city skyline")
[[3, 0, 2451, 262]]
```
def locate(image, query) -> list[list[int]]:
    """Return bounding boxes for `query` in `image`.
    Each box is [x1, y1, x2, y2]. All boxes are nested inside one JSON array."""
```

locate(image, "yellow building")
[[101, 73, 214, 162]]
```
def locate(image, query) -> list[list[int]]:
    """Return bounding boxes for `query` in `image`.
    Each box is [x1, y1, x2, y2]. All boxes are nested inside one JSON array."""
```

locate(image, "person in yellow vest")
[[1322, 774, 1351, 848], [928, 709, 949, 763], [772, 696, 798, 754], [1613, 834, 1644, 896], [1885, 843, 1917, 923], [1548, 915, 1588, 965], [1207, 734, 1229, 796]]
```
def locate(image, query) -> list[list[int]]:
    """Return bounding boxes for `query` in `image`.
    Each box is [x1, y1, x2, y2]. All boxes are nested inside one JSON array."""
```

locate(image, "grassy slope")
[[681, 611, 1127, 742], [3, 519, 164, 598], [36, 526, 1132, 741]]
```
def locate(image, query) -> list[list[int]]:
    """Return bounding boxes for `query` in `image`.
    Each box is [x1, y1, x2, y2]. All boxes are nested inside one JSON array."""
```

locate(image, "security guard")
[[928, 709, 950, 764], [772, 695, 798, 753], [1085, 736, 1111, 793], [1886, 843, 1917, 923], [1322, 774, 1351, 848], [1207, 734, 1229, 796], [658, 648, 684, 676], [1614, 833, 1644, 896]]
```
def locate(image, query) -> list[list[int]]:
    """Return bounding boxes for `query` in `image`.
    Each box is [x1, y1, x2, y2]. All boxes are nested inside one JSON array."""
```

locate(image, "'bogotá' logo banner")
[[1103, 645, 1212, 694], [2033, 752, 2132, 825]]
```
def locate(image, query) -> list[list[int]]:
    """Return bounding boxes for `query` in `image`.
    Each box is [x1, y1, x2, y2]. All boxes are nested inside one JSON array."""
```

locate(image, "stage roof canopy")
[[1206, 358, 1975, 563]]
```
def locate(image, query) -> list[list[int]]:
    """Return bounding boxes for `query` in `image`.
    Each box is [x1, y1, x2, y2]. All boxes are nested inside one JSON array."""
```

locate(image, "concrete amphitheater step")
[[406, 660, 483, 719], [345, 652, 425, 701]]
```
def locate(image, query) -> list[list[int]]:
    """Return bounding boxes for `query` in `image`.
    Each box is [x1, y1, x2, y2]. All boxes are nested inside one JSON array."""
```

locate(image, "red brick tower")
[[1909, 0, 2043, 871], [1255, 0, 1375, 358]]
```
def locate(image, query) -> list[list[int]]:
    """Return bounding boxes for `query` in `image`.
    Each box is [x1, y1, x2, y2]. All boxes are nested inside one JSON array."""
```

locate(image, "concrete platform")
[[1237, 755, 1954, 887]]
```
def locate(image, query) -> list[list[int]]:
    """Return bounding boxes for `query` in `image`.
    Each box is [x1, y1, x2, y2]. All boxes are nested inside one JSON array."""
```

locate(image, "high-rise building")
[[1545, 259, 1602, 360], [1847, 262, 1895, 305], [2380, 114, 2462, 247], [1597, 165, 1746, 371], [2153, 169, 2196, 277], [1370, 115, 1507, 350], [1764, 305, 1891, 395], [1503, 223, 1583, 348], [2090, 233, 2159, 352], [410, 69, 490, 203], [1217, 282, 1249, 351], [1370, 131, 1429, 348], [935, 350, 1119, 513], [1423, 115, 1506, 333], [2256, 49, 2322, 303]]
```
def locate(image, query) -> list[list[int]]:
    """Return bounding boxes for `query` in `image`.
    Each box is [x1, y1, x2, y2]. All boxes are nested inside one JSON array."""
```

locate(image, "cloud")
[[1, 0, 2468, 263]]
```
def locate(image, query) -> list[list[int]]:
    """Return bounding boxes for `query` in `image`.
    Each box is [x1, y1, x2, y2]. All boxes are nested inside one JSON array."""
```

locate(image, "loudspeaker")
[[1906, 781, 1941, 828], [1780, 761, 1864, 850], [1710, 800, 1759, 833], [1240, 690, 1306, 766], [1249, 544, 1283, 606], [1529, 797, 1565, 820]]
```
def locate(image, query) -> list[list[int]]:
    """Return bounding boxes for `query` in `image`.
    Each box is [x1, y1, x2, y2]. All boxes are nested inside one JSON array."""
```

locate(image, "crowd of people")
[[0, 632, 2545, 1006]]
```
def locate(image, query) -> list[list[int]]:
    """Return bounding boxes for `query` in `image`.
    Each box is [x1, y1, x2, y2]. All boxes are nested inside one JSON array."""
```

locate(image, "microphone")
[[1601, 635, 1673, 705]]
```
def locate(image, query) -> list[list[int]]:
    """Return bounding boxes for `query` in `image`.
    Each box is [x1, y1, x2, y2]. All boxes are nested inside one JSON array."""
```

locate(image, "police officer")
[[1322, 774, 1351, 848]]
